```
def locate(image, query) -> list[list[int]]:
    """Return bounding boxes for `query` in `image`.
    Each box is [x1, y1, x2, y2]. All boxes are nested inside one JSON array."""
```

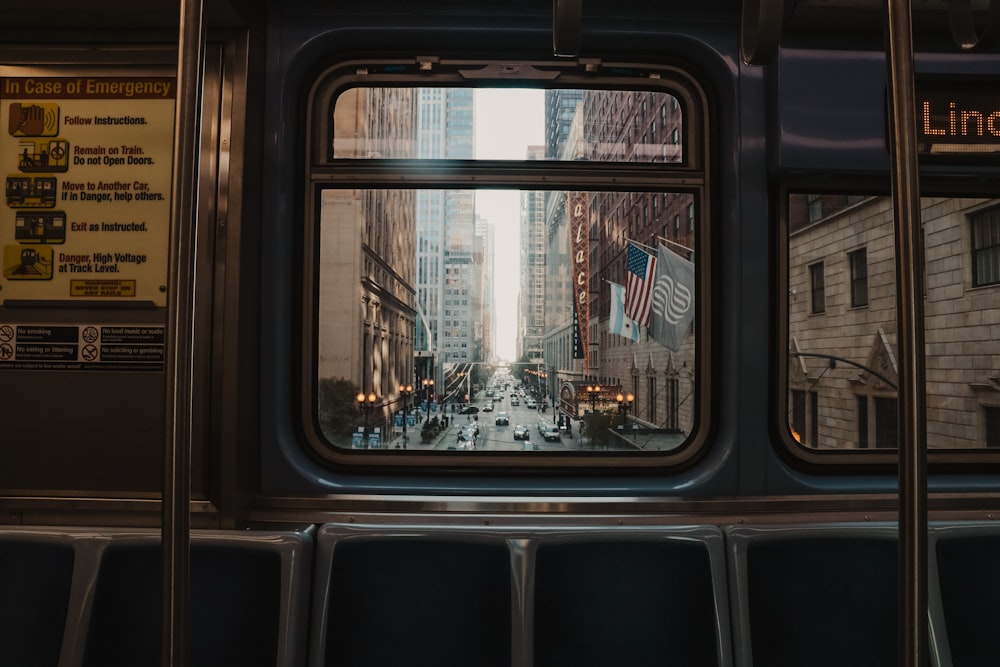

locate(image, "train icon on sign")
[[15, 211, 66, 243], [6, 175, 57, 208], [17, 139, 69, 173]]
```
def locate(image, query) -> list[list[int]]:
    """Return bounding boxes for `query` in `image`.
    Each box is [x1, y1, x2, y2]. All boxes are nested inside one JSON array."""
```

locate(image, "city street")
[[432, 393, 578, 451], [389, 386, 580, 452]]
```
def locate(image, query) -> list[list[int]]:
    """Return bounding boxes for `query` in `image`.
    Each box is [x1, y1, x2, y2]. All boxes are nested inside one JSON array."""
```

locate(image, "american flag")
[[625, 241, 657, 326]]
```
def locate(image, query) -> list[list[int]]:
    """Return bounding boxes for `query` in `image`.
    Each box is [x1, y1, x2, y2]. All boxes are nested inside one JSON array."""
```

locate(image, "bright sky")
[[473, 89, 545, 361]]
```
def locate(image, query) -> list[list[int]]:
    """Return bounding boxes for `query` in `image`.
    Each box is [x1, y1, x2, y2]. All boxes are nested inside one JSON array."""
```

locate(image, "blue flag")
[[609, 281, 641, 342]]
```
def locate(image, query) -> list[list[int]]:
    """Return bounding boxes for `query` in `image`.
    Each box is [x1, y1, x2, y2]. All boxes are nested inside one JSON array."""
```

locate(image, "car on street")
[[537, 419, 561, 442], [526, 398, 537, 409], [482, 402, 494, 412], [456, 428, 476, 449], [495, 411, 509, 425], [510, 396, 519, 406], [513, 424, 530, 440]]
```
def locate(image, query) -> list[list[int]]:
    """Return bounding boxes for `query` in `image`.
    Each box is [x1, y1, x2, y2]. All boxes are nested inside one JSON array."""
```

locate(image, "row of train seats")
[[1, 521, 998, 666]]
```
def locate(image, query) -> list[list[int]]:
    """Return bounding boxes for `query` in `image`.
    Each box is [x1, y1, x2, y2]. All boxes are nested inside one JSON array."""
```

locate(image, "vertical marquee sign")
[[1, 75, 175, 305], [569, 191, 590, 370]]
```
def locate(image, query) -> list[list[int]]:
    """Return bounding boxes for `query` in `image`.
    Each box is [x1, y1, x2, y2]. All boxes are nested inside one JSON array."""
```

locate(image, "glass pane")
[[332, 88, 683, 163], [317, 187, 698, 453], [787, 194, 1000, 450]]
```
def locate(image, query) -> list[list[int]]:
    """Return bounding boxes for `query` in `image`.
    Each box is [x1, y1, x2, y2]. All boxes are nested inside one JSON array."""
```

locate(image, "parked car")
[[537, 419, 560, 442], [526, 398, 537, 409], [495, 411, 509, 425], [513, 424, 530, 440]]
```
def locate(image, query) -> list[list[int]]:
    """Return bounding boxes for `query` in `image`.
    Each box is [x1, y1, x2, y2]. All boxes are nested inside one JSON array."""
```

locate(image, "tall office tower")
[[414, 88, 475, 377], [476, 216, 496, 362], [545, 89, 584, 159], [519, 145, 547, 365]]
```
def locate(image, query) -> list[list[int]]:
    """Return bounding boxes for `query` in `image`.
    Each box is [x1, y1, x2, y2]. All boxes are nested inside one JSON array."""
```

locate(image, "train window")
[[330, 88, 684, 164], [303, 64, 710, 468], [784, 193, 1000, 459]]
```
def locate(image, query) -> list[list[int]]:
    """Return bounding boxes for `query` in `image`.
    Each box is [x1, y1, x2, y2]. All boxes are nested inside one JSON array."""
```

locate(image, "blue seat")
[[532, 527, 730, 667], [80, 529, 311, 667], [0, 534, 75, 667], [313, 523, 731, 667], [930, 523, 1000, 667], [313, 527, 511, 667], [727, 524, 900, 667]]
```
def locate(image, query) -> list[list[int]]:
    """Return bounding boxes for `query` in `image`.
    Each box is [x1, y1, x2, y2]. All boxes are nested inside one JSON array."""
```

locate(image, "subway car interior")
[[3, 0, 1000, 665]]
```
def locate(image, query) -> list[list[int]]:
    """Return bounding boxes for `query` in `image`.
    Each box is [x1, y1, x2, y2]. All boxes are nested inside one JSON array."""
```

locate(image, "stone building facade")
[[788, 195, 1000, 449]]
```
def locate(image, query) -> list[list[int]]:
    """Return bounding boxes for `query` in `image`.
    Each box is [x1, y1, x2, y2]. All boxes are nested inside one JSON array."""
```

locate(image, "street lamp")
[[616, 392, 635, 441], [356, 391, 378, 445], [458, 371, 472, 403], [423, 378, 435, 415], [399, 384, 412, 439], [616, 392, 635, 422], [584, 384, 602, 447], [585, 384, 602, 413]]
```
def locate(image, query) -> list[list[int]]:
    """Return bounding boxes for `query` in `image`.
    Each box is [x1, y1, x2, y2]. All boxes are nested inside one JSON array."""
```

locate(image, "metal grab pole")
[[162, 0, 204, 665], [884, 0, 929, 664]]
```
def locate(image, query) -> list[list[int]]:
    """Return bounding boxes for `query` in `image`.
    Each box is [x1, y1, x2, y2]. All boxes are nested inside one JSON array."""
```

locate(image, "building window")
[[874, 397, 898, 449], [972, 207, 1000, 287], [648, 376, 656, 423], [986, 406, 1000, 448], [856, 396, 869, 448], [665, 377, 679, 429], [807, 194, 822, 223], [809, 261, 825, 314], [848, 248, 868, 307], [790, 389, 819, 446]]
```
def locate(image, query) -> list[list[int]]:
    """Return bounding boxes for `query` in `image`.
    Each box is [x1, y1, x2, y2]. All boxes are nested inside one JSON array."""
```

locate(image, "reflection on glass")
[[787, 194, 1000, 450]]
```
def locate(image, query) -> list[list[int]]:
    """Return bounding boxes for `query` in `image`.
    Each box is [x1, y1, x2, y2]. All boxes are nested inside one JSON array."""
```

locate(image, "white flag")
[[650, 245, 695, 351], [609, 281, 641, 342]]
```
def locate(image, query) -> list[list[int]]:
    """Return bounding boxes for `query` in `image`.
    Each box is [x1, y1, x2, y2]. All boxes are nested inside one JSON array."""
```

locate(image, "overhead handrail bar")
[[162, 0, 204, 665], [884, 0, 929, 665]]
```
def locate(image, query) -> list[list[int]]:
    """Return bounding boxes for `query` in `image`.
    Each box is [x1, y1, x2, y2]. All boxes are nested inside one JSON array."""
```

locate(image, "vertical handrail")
[[162, 0, 204, 665], [884, 0, 929, 665]]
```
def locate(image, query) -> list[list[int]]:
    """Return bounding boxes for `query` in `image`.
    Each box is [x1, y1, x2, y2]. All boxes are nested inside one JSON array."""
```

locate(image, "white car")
[[537, 419, 560, 442]]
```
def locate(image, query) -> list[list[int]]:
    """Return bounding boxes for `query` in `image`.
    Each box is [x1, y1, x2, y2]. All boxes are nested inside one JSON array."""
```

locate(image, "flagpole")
[[653, 234, 695, 255], [625, 237, 657, 252]]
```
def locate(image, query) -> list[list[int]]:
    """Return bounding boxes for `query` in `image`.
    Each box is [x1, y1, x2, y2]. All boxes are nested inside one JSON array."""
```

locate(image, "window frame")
[[779, 182, 1000, 470], [809, 261, 825, 315], [971, 206, 1000, 287], [848, 247, 869, 308], [299, 58, 713, 471]]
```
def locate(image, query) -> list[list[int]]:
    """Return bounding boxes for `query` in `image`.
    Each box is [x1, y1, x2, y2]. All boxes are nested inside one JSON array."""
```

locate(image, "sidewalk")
[[387, 416, 466, 450]]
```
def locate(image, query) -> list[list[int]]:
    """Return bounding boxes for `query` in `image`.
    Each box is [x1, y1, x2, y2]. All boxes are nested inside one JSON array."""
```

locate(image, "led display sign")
[[917, 81, 1000, 154]]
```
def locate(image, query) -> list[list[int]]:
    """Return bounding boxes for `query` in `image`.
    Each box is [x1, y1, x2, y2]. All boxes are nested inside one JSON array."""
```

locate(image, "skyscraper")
[[415, 88, 476, 377]]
